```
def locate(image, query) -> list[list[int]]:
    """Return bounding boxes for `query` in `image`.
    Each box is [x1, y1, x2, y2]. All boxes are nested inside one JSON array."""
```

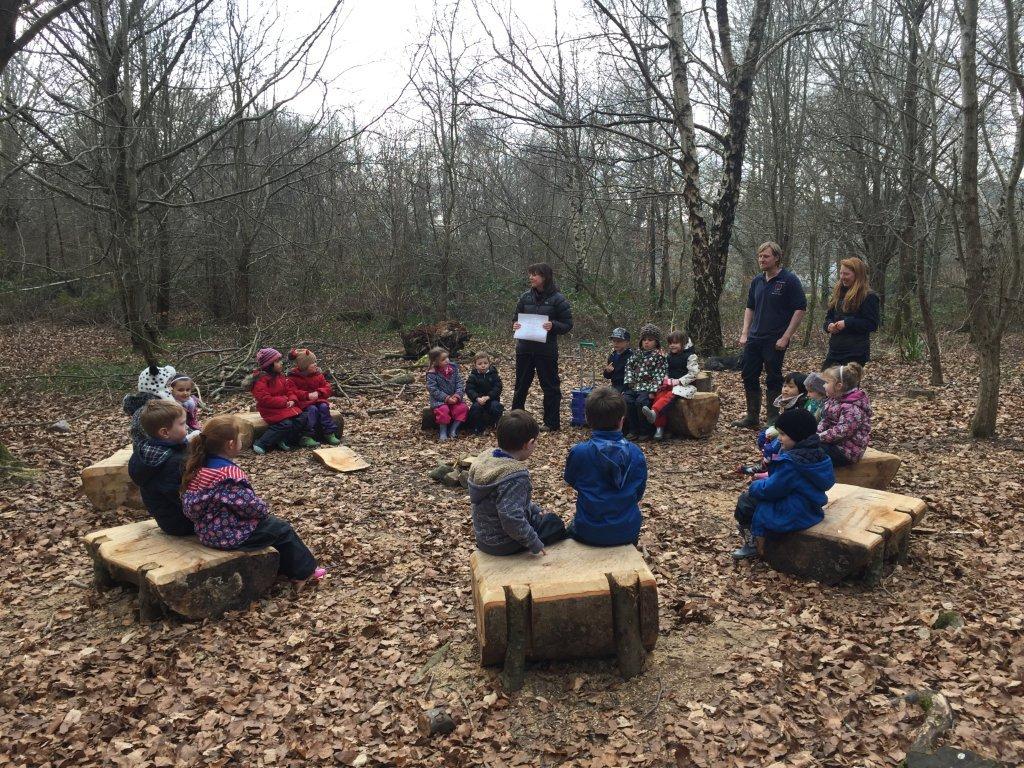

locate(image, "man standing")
[[732, 241, 807, 429]]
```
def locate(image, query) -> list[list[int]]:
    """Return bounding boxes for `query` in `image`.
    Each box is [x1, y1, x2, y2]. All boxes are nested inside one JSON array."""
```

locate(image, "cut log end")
[[501, 585, 531, 692], [664, 392, 721, 438], [417, 706, 456, 738], [606, 571, 646, 680]]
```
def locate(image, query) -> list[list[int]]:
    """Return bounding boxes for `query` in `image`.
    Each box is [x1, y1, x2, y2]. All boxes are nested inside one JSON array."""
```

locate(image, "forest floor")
[[0, 321, 1022, 768]]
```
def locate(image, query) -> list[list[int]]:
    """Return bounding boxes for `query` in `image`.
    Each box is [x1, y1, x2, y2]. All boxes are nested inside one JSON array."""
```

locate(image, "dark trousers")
[[240, 515, 317, 579], [154, 512, 195, 537], [254, 417, 303, 451], [512, 352, 562, 429], [468, 399, 504, 433], [741, 338, 786, 393], [483, 513, 568, 555], [824, 443, 852, 467], [735, 491, 757, 528], [302, 402, 338, 438], [623, 389, 654, 436]]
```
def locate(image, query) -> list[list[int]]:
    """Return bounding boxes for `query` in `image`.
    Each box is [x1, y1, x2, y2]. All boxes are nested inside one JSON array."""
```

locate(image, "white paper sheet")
[[514, 313, 549, 343]]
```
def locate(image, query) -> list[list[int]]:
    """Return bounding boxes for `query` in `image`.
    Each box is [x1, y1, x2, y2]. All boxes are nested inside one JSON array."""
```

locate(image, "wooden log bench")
[[760, 483, 927, 586], [833, 447, 902, 490], [81, 409, 343, 510], [664, 391, 721, 438], [471, 539, 658, 685], [84, 520, 279, 621]]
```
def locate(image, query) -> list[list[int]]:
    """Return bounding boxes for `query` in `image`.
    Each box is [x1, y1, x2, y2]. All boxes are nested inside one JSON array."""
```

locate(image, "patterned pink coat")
[[182, 458, 268, 549], [817, 388, 872, 463]]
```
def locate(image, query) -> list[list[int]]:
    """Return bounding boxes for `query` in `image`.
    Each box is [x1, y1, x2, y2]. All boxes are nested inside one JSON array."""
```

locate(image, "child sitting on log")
[[817, 362, 872, 467], [247, 348, 311, 454], [622, 324, 668, 440], [168, 373, 202, 439], [732, 409, 834, 560], [564, 386, 647, 547], [469, 410, 567, 556], [803, 372, 827, 421], [127, 399, 194, 536], [641, 330, 700, 441], [737, 371, 811, 477], [181, 415, 326, 583], [602, 327, 633, 393], [465, 351, 504, 435], [287, 348, 341, 445], [123, 363, 177, 449], [426, 346, 468, 442]]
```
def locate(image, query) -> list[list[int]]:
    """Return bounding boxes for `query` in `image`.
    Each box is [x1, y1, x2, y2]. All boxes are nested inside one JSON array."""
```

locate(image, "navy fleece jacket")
[[564, 429, 647, 546]]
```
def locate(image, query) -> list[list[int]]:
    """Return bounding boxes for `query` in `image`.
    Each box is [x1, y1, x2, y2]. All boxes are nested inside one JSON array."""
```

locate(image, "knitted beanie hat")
[[289, 347, 316, 370], [804, 372, 828, 396], [256, 348, 282, 370], [137, 364, 176, 399], [775, 408, 818, 444], [639, 323, 662, 346]]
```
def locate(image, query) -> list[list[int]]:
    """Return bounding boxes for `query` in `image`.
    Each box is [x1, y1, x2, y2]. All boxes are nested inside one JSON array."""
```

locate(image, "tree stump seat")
[[471, 539, 658, 679], [84, 520, 279, 621], [81, 409, 343, 510], [420, 407, 437, 431], [760, 483, 927, 586], [664, 391, 721, 438], [833, 447, 902, 490]]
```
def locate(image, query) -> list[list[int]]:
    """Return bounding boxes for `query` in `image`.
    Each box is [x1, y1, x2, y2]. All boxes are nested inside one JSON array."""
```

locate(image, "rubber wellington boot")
[[765, 388, 782, 426], [730, 389, 762, 429]]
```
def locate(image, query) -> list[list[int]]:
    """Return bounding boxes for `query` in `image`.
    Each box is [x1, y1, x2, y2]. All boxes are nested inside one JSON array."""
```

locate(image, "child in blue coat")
[[564, 386, 648, 547], [732, 408, 835, 559]]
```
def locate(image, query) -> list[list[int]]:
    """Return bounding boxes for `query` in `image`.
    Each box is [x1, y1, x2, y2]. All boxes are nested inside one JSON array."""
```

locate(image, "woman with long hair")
[[510, 262, 573, 431], [823, 258, 880, 367]]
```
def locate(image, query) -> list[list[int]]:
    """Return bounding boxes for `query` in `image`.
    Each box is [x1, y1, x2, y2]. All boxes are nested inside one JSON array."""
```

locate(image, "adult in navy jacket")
[[511, 262, 573, 430], [733, 241, 806, 429], [564, 391, 647, 547], [823, 257, 880, 367]]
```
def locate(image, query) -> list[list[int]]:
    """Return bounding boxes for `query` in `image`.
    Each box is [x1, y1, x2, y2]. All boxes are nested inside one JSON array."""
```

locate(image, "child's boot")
[[277, 441, 293, 452], [438, 424, 449, 442], [450, 420, 462, 438], [641, 405, 657, 424], [731, 527, 758, 560], [654, 426, 665, 440], [299, 436, 320, 448], [324, 433, 341, 446], [253, 445, 267, 455]]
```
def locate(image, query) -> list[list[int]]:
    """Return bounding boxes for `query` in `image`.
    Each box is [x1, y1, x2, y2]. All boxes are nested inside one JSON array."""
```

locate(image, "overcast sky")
[[303, 0, 588, 120]]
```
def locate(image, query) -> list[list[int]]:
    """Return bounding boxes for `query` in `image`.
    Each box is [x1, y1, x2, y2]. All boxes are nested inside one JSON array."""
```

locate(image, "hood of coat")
[[123, 391, 159, 416], [467, 449, 528, 491], [588, 430, 638, 490], [779, 434, 834, 490]]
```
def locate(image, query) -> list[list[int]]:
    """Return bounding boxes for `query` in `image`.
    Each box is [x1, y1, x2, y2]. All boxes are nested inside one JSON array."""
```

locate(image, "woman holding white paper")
[[511, 263, 574, 430]]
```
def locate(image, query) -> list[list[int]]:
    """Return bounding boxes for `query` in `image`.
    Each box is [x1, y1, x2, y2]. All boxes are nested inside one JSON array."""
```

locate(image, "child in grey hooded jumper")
[[468, 410, 568, 555]]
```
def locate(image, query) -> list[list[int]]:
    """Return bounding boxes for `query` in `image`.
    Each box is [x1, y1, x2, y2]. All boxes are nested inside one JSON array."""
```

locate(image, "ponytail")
[[180, 415, 240, 494]]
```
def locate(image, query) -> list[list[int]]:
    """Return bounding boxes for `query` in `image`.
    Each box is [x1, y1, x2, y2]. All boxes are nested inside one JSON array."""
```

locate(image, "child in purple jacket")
[[817, 362, 872, 467], [181, 415, 325, 583]]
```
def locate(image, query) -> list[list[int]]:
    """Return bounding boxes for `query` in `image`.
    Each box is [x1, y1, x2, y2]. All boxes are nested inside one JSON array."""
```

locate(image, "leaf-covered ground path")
[[0, 322, 1021, 767]]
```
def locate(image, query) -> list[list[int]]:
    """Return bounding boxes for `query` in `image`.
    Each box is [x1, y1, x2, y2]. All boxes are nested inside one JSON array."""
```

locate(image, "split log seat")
[[471, 539, 658, 670], [81, 409, 343, 510], [665, 391, 721, 438], [421, 407, 437, 431], [833, 447, 902, 490], [84, 520, 278, 621], [760, 483, 927, 586]]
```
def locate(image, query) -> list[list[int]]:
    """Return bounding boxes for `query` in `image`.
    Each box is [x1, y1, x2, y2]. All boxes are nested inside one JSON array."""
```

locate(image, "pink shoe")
[[753, 472, 768, 481], [312, 567, 327, 581]]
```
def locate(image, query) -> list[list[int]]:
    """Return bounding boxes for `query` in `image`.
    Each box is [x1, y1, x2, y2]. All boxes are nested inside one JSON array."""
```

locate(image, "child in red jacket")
[[287, 348, 341, 445], [249, 348, 309, 454]]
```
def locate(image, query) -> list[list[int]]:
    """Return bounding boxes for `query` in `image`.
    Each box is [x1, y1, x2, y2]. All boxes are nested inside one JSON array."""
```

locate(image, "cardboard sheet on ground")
[[514, 313, 548, 343], [312, 445, 370, 472]]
